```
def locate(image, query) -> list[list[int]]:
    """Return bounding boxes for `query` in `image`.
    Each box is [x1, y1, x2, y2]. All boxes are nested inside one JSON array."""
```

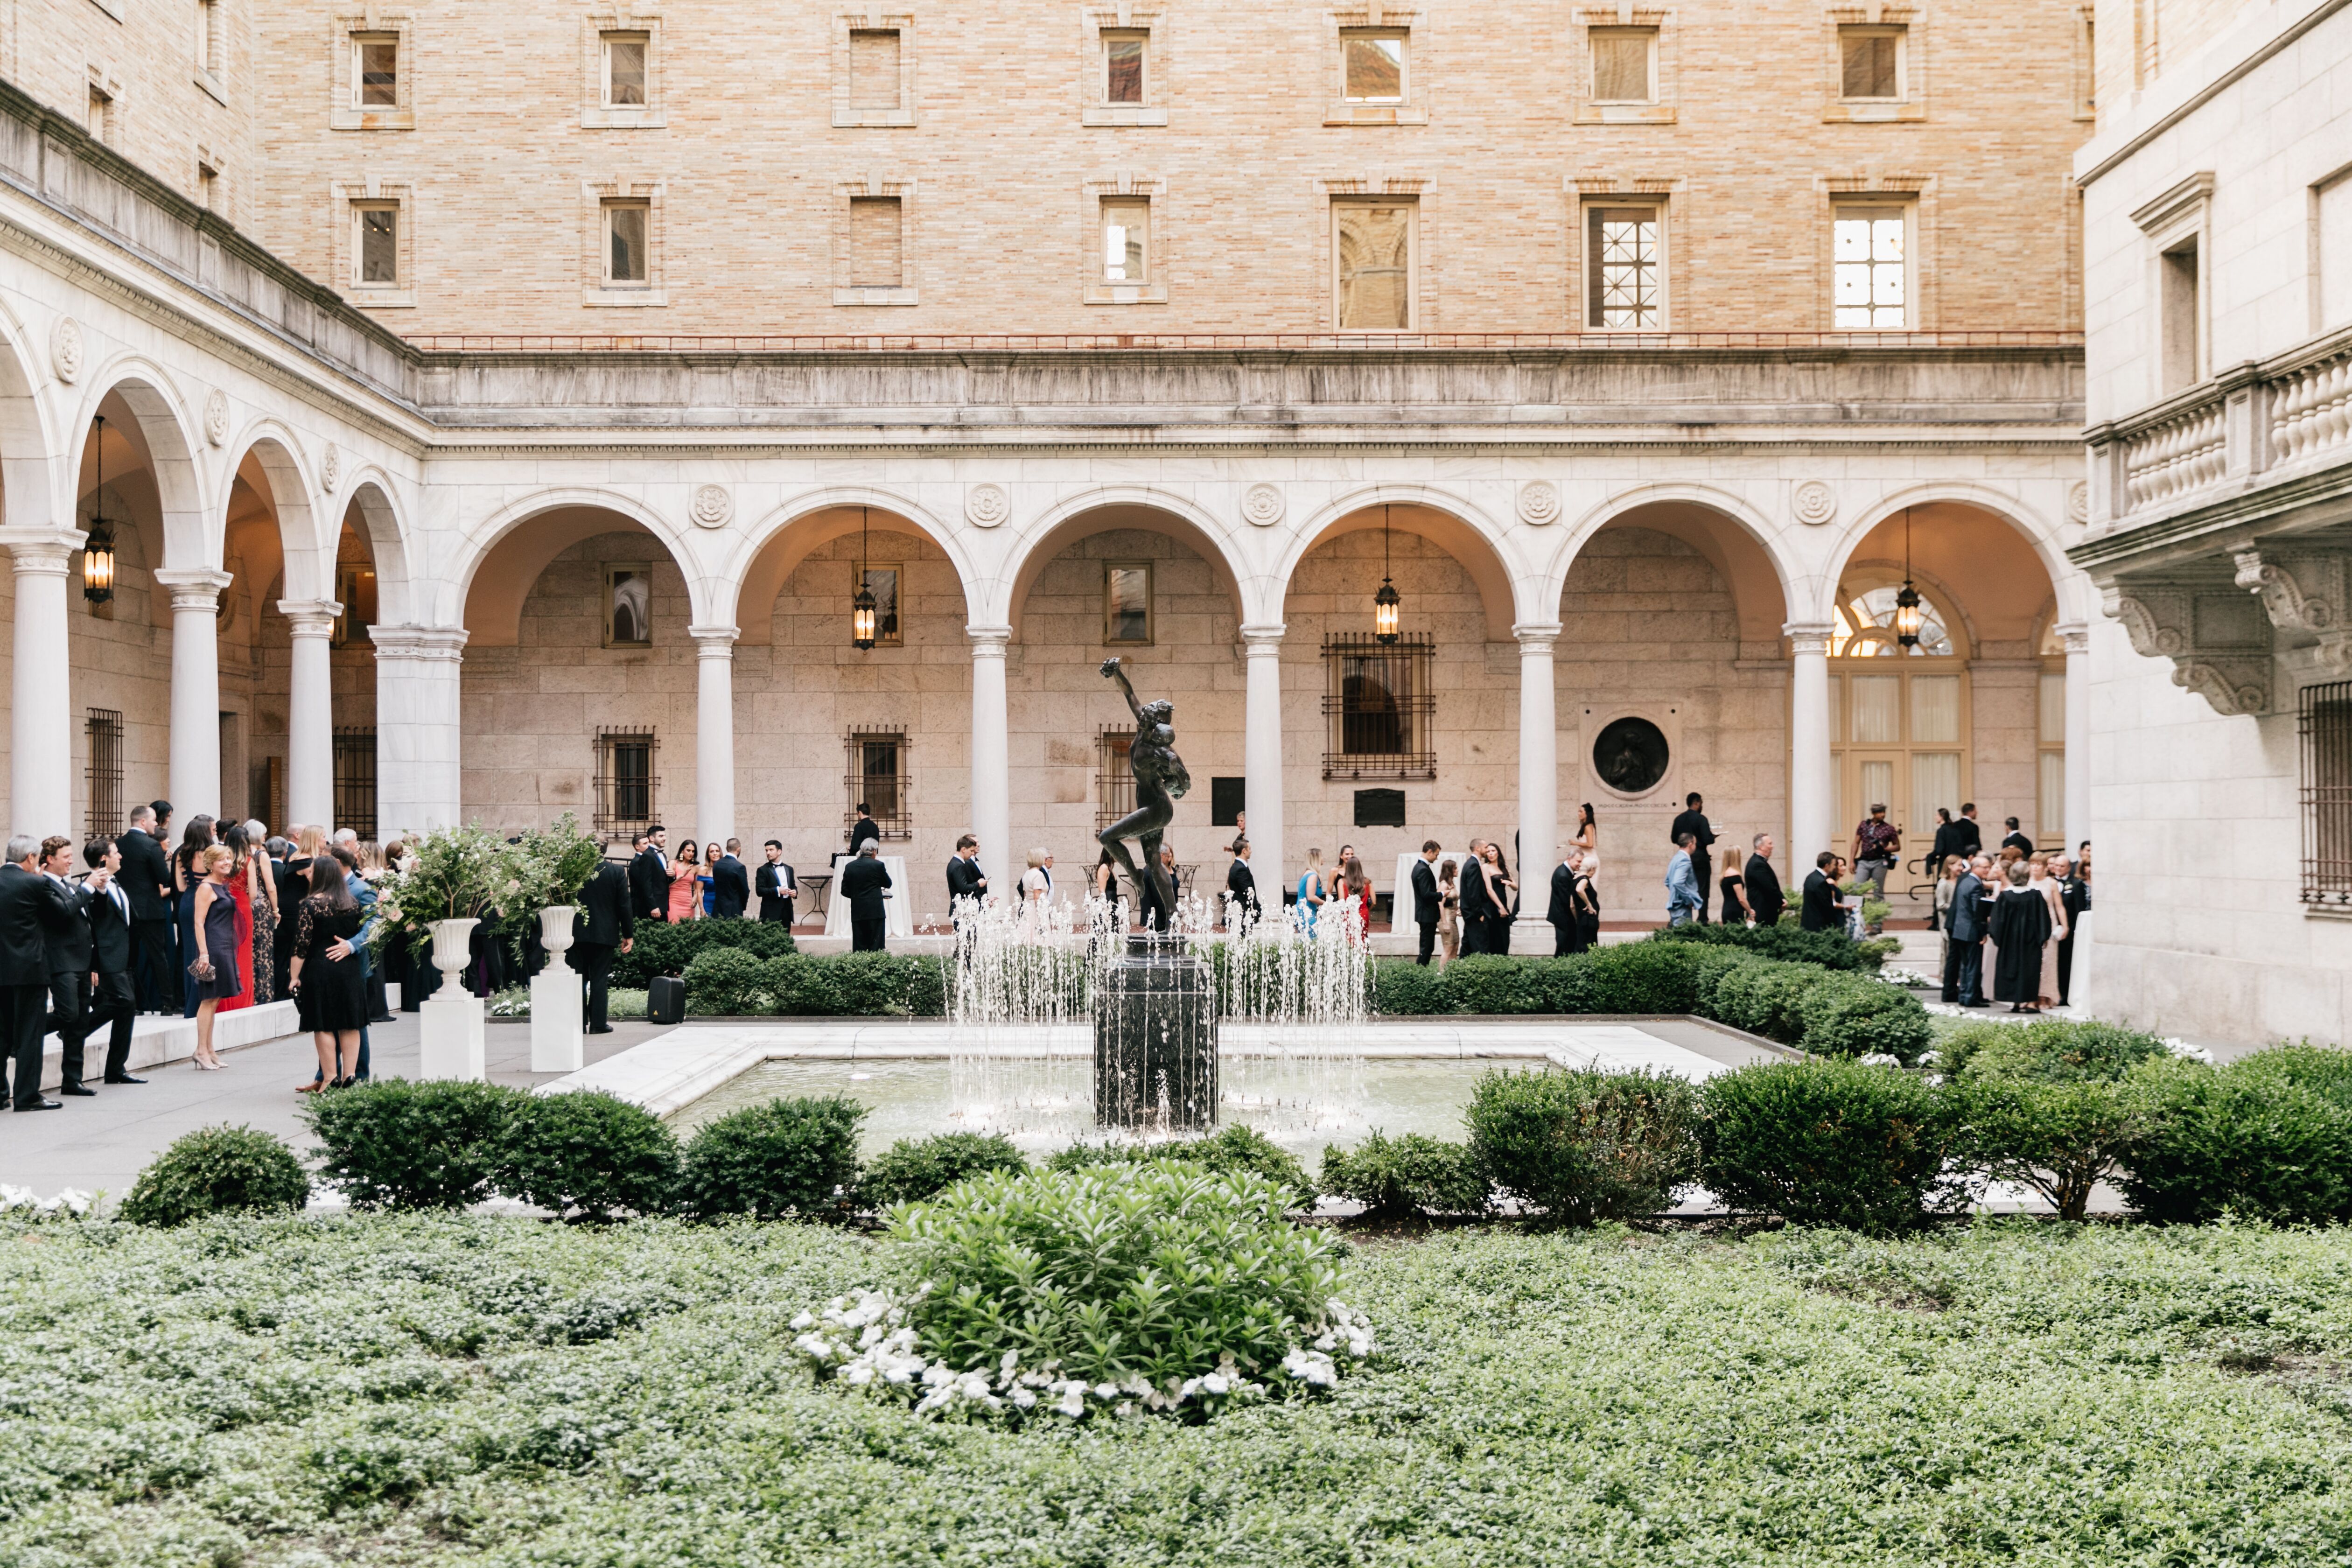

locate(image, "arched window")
[[1828, 577, 1968, 873], [1829, 585, 1954, 658]]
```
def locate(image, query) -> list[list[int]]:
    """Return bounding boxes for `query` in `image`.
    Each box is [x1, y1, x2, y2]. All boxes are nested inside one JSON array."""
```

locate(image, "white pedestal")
[[530, 966, 584, 1071], [417, 916, 485, 1081]]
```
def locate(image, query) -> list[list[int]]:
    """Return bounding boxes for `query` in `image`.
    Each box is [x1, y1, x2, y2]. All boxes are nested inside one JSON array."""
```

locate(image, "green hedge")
[[1700, 1058, 1963, 1234], [682, 948, 948, 1017], [1318, 1131, 1487, 1218], [1646, 921, 1889, 972], [2121, 1050, 2352, 1226], [302, 1080, 528, 1211], [1465, 1066, 1704, 1225], [118, 1125, 311, 1227], [861, 1133, 1029, 1209], [613, 919, 799, 988], [493, 1091, 679, 1222], [675, 1096, 865, 1222]]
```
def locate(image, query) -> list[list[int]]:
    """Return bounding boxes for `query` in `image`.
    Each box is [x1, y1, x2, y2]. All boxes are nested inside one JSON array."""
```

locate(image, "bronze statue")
[[1097, 657, 1191, 926]]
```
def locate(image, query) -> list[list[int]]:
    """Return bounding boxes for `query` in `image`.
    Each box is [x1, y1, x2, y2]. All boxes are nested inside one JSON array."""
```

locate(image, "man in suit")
[[81, 837, 142, 1085], [118, 802, 175, 1014], [849, 805, 882, 854], [629, 828, 669, 922], [0, 836, 65, 1111], [1225, 838, 1260, 931], [1952, 804, 1984, 862], [1665, 833, 1702, 927], [1944, 854, 1994, 1006], [710, 839, 751, 919], [1410, 840, 1442, 965], [34, 837, 98, 1098], [1799, 850, 1841, 933], [1547, 850, 1580, 956], [839, 841, 892, 952], [2053, 853, 2091, 1007], [1744, 833, 1785, 927], [946, 834, 987, 913], [2000, 816, 2034, 859], [571, 853, 637, 1034], [756, 841, 795, 925], [1667, 793, 1716, 924]]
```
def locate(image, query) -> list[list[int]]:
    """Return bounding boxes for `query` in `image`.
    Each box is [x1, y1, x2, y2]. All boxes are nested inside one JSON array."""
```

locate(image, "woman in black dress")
[[290, 856, 369, 1090], [1720, 851, 1753, 926], [1575, 855, 1603, 952], [188, 844, 240, 1070]]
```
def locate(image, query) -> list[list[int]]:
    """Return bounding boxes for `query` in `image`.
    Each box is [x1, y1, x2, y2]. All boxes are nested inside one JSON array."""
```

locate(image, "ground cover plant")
[[7, 1214, 2352, 1565]]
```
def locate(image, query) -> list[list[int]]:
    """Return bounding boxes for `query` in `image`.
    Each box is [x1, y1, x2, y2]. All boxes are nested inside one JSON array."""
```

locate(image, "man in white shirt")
[[79, 837, 142, 1085]]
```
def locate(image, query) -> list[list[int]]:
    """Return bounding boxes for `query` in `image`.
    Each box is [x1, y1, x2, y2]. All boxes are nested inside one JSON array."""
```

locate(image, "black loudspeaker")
[[647, 974, 686, 1026]]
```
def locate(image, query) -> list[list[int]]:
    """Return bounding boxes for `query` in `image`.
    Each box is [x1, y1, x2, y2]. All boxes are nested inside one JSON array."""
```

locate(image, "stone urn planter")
[[417, 917, 485, 1080], [530, 904, 584, 1072]]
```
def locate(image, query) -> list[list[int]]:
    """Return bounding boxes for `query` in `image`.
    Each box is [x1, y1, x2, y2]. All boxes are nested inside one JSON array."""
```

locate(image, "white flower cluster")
[[785, 1288, 1377, 1422], [2163, 1036, 2217, 1064], [0, 1185, 93, 1220]]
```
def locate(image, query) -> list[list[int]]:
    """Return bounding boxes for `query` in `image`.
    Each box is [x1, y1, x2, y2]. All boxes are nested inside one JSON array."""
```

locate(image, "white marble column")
[[155, 568, 233, 823], [1515, 622, 1561, 935], [1785, 621, 1834, 867], [1240, 624, 1286, 912], [690, 624, 739, 849], [278, 598, 341, 832], [967, 624, 1011, 891], [1, 532, 80, 838], [2059, 624, 2091, 854], [368, 624, 468, 834]]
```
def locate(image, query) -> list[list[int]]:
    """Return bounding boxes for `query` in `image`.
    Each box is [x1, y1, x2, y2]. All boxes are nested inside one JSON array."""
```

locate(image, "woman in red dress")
[[216, 822, 257, 1017]]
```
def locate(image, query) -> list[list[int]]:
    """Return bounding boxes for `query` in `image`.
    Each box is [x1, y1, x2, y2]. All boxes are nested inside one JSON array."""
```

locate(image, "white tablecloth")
[[823, 854, 913, 939]]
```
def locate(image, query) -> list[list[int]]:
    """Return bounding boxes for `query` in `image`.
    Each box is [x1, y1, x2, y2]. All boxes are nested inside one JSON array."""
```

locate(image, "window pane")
[[850, 197, 903, 286], [2321, 176, 2352, 329], [1344, 35, 1403, 100], [2038, 752, 2065, 844], [607, 204, 648, 283], [358, 208, 398, 284], [1832, 212, 1906, 328], [1591, 30, 1651, 101], [850, 29, 901, 108], [1588, 206, 1661, 328], [1105, 33, 1144, 103], [2038, 671, 2066, 745], [1102, 202, 1148, 282], [1912, 753, 1961, 840], [1106, 566, 1150, 643], [606, 36, 647, 105], [1336, 203, 1412, 329], [358, 38, 397, 106], [1841, 30, 1898, 97], [1911, 674, 1961, 743], [1850, 674, 1900, 744], [863, 742, 902, 820], [1858, 759, 1895, 816]]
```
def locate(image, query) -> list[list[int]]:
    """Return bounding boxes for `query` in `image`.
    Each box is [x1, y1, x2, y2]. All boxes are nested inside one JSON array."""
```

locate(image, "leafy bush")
[[1319, 1131, 1486, 1217], [678, 949, 950, 1018], [494, 1091, 679, 1220], [1700, 1059, 1961, 1233], [1937, 1019, 2170, 1082], [608, 987, 648, 1020], [1941, 1022, 2175, 1223], [676, 1096, 865, 1221], [2120, 1057, 2352, 1226], [302, 1080, 529, 1211], [2226, 1042, 2352, 1107], [1371, 959, 1452, 1016], [1430, 955, 1519, 1015], [891, 1163, 1346, 1386], [861, 1133, 1028, 1208], [681, 946, 771, 1015], [1795, 974, 1933, 1065], [1648, 920, 1885, 972], [614, 919, 798, 987], [1045, 1124, 1316, 1203], [1704, 959, 1830, 1045], [118, 1125, 311, 1227], [1464, 1067, 1704, 1225]]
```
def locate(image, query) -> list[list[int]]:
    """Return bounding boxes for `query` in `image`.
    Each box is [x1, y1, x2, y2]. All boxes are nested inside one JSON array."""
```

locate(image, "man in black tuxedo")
[[1668, 793, 1717, 924], [1225, 839, 1260, 931], [34, 837, 99, 1098], [945, 834, 987, 913], [1410, 840, 1442, 966], [0, 836, 66, 1111], [756, 840, 796, 925], [1952, 804, 1984, 862], [1944, 854, 1993, 1006], [1546, 851, 1580, 956], [570, 854, 636, 1035], [839, 842, 892, 952], [1799, 850, 1841, 933], [710, 839, 751, 919], [849, 806, 881, 854], [628, 828, 669, 922], [2000, 816, 2034, 859], [81, 837, 142, 1085], [117, 802, 175, 1014], [1744, 833, 1785, 928]]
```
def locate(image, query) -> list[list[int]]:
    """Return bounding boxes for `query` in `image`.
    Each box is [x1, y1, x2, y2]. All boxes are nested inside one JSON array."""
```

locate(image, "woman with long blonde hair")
[[187, 845, 242, 1069]]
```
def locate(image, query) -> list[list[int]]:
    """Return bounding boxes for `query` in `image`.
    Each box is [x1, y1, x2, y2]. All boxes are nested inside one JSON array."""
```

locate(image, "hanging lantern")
[[850, 505, 877, 650], [82, 416, 115, 605], [1372, 504, 1401, 644], [1893, 507, 1921, 648]]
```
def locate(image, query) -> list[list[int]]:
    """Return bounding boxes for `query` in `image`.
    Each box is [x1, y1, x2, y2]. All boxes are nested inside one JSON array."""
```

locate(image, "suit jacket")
[[0, 865, 56, 985], [945, 854, 987, 907], [576, 861, 636, 948], [710, 854, 750, 919], [849, 816, 882, 852], [629, 848, 668, 919], [84, 875, 133, 974], [1665, 850, 1701, 911], [1547, 861, 1577, 924], [1948, 872, 1988, 942], [1669, 810, 1716, 859], [1457, 859, 1495, 921], [1950, 818, 1984, 858], [2060, 875, 2091, 921], [1226, 860, 1259, 923], [1744, 855, 1785, 925], [1410, 858, 1440, 926], [1799, 870, 1839, 932], [840, 855, 892, 919], [2001, 832, 2035, 858], [755, 861, 795, 923], [38, 875, 91, 976], [1136, 865, 1183, 930], [346, 873, 380, 979], [117, 828, 173, 921]]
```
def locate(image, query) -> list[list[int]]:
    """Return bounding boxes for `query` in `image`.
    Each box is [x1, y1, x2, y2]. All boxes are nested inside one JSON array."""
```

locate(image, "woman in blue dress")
[[1294, 847, 1327, 932]]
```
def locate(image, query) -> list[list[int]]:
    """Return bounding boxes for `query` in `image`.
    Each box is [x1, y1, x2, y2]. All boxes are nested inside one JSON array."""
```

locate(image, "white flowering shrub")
[[787, 1163, 1376, 1422], [0, 1184, 93, 1220]]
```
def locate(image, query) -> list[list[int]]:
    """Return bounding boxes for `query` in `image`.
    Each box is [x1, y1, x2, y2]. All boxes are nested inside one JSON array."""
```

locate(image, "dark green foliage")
[[1428, 955, 1519, 1015], [118, 1125, 311, 1227], [1706, 960, 1831, 1044], [1700, 1058, 1962, 1233], [2226, 1043, 2352, 1107], [2121, 1057, 2352, 1226], [1370, 958, 1452, 1016], [1648, 920, 1885, 972], [675, 1096, 865, 1221], [680, 946, 768, 1015], [1794, 974, 1934, 1064], [1043, 1123, 1316, 1203], [679, 949, 950, 1017], [860, 1133, 1028, 1208], [1938, 1019, 2170, 1082], [1318, 1131, 1487, 1217], [1943, 1021, 2175, 1223], [493, 1091, 679, 1221], [302, 1080, 530, 1211], [1463, 1067, 1705, 1225], [613, 919, 797, 987]]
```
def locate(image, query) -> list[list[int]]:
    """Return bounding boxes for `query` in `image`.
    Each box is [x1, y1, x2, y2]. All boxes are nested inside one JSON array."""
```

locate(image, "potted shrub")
[[371, 822, 514, 1079], [504, 813, 609, 1071]]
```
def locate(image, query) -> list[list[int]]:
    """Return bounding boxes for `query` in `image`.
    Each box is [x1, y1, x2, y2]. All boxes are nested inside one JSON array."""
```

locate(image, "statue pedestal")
[[1093, 933, 1218, 1130]]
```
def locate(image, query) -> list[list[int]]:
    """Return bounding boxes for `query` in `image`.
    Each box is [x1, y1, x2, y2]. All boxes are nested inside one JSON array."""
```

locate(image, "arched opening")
[[248, 489, 391, 839]]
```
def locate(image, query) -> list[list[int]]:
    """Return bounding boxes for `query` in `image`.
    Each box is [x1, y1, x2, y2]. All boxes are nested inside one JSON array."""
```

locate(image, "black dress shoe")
[[14, 1099, 61, 1112], [104, 1074, 147, 1085], [59, 1085, 96, 1097], [587, 1024, 616, 1035]]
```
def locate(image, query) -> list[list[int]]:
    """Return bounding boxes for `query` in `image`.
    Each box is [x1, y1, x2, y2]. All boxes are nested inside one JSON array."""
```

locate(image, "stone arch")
[[451, 487, 709, 641], [66, 358, 212, 572], [0, 304, 50, 533], [1550, 483, 1797, 639], [1000, 486, 1252, 635], [1275, 485, 1523, 639], [336, 472, 417, 627], [223, 425, 327, 604], [721, 486, 976, 643], [1818, 484, 2079, 627]]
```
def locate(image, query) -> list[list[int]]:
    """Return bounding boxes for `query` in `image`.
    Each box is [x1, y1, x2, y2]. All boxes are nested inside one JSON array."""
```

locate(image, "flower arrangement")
[[498, 811, 609, 959], [367, 821, 519, 959]]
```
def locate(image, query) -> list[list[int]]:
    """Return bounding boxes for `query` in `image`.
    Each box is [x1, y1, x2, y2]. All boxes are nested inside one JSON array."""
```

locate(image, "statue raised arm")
[[1096, 657, 1187, 928]]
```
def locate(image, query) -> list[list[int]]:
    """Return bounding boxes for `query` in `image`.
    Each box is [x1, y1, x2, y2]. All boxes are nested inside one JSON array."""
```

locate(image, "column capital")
[[366, 623, 469, 662], [1512, 620, 1561, 652], [0, 527, 87, 572], [1783, 620, 1834, 656], [1239, 622, 1287, 651], [277, 598, 344, 637], [155, 567, 234, 614], [966, 623, 1013, 656], [688, 623, 741, 653], [2053, 621, 2091, 656]]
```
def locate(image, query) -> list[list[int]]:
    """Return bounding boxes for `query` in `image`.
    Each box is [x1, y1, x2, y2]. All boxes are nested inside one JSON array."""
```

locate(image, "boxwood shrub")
[[1699, 1058, 1961, 1233], [1794, 974, 1934, 1064], [1942, 1020, 2174, 1223], [1464, 1066, 1704, 1225], [1647, 920, 1886, 972], [2121, 1055, 2352, 1226], [681, 949, 950, 1018], [302, 1079, 529, 1211], [614, 919, 798, 987], [1319, 1131, 1487, 1218], [1044, 1123, 1316, 1203], [118, 1125, 311, 1227], [1707, 960, 1828, 1045], [1370, 959, 1452, 1016], [493, 1090, 679, 1221], [861, 1133, 1028, 1208], [676, 1095, 865, 1222], [1937, 1019, 2171, 1082]]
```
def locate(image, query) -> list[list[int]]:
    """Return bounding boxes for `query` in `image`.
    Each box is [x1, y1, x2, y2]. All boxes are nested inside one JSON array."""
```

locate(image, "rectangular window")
[[850, 28, 902, 108], [1103, 562, 1152, 645], [1342, 30, 1406, 101], [604, 563, 651, 647], [2160, 234, 2201, 391], [334, 728, 378, 843], [1101, 198, 1148, 283], [84, 708, 123, 842], [2319, 173, 2352, 330], [353, 33, 398, 108], [1832, 204, 1908, 328], [1096, 727, 1136, 828], [846, 728, 912, 838], [1913, 674, 1963, 744], [86, 88, 107, 143], [2301, 679, 2352, 908], [1210, 777, 1246, 827], [1848, 673, 1900, 743], [1590, 28, 1655, 103], [1334, 200, 1414, 330], [196, 0, 222, 76], [353, 203, 399, 286], [1322, 633, 1436, 780], [332, 566, 378, 646], [850, 196, 903, 287], [594, 729, 657, 838], [604, 200, 650, 285], [1839, 25, 1902, 99], [603, 32, 648, 106], [1104, 29, 1146, 103], [1587, 203, 1663, 329]]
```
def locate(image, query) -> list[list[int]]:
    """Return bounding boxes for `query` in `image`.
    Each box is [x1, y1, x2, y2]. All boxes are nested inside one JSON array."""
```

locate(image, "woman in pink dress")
[[2029, 853, 2069, 1009], [668, 840, 705, 922]]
